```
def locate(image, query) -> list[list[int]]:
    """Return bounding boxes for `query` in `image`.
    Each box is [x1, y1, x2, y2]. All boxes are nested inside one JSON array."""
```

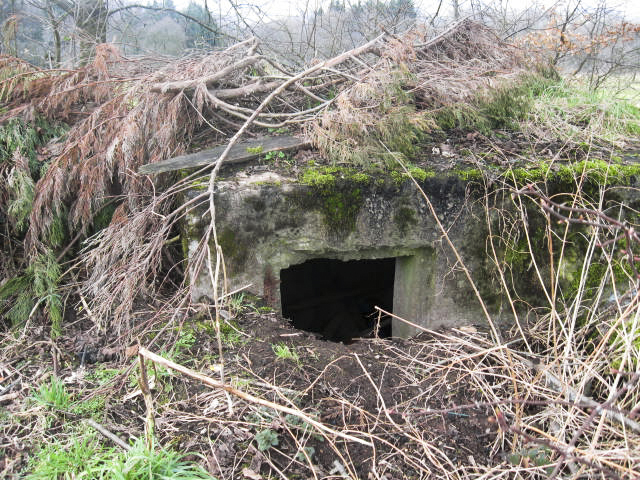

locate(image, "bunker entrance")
[[280, 258, 395, 342]]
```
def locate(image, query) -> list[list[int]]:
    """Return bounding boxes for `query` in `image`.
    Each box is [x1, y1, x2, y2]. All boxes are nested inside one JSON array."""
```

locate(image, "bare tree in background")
[[49, 0, 109, 64], [9, 0, 224, 66], [243, 0, 418, 65], [2, 0, 639, 88]]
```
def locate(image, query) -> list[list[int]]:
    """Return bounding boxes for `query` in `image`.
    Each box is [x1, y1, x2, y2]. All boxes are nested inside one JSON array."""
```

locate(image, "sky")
[[166, 0, 640, 21]]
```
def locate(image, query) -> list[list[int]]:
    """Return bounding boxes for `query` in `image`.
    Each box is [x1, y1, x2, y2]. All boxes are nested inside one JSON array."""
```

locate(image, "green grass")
[[227, 292, 248, 316], [26, 437, 215, 480], [70, 394, 106, 419], [87, 367, 124, 385], [102, 440, 214, 479], [26, 435, 107, 479], [219, 320, 246, 346], [272, 343, 300, 364], [525, 78, 640, 144], [32, 376, 71, 411], [593, 75, 640, 108], [433, 70, 559, 133]]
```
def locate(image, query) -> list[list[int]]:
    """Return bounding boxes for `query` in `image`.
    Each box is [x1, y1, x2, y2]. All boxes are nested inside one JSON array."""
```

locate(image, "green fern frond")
[[7, 168, 35, 231], [0, 249, 62, 333]]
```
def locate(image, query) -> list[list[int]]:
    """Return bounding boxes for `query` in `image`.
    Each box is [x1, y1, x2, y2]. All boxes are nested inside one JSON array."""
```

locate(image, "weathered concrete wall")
[[184, 168, 499, 336], [183, 165, 640, 337]]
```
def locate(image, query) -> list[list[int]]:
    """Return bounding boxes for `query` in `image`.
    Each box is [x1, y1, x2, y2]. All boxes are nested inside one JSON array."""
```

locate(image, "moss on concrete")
[[454, 168, 484, 182], [451, 158, 640, 190], [407, 166, 434, 182], [300, 166, 372, 187], [503, 159, 640, 187], [388, 165, 434, 184], [299, 166, 374, 235], [394, 206, 418, 234], [218, 228, 249, 267], [181, 234, 190, 262], [188, 179, 209, 190], [297, 164, 436, 235]]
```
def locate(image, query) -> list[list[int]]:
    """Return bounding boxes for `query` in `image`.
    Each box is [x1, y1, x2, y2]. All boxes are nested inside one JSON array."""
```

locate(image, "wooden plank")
[[138, 135, 310, 174]]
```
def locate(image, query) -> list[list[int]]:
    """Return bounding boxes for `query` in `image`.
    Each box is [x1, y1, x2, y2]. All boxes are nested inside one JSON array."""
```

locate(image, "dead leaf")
[[242, 467, 263, 479], [100, 346, 120, 360], [457, 326, 477, 334], [125, 345, 139, 358]]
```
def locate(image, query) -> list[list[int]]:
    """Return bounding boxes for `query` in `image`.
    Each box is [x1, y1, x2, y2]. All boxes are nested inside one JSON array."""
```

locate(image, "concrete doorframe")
[[393, 248, 436, 337]]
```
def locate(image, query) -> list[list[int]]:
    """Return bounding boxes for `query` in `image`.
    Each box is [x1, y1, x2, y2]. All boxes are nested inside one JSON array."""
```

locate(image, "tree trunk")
[[452, 0, 460, 20], [75, 0, 108, 65], [52, 0, 109, 65], [44, 1, 62, 67]]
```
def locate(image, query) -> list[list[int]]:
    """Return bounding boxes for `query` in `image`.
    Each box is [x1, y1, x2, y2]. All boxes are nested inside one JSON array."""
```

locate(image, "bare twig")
[[85, 418, 131, 451], [137, 346, 373, 447]]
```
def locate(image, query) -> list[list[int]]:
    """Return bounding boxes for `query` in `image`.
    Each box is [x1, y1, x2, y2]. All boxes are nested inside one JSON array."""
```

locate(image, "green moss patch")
[[300, 166, 373, 235], [218, 228, 249, 267]]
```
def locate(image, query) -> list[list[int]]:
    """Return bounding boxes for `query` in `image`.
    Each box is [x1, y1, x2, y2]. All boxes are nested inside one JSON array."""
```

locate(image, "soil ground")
[[0, 300, 513, 479]]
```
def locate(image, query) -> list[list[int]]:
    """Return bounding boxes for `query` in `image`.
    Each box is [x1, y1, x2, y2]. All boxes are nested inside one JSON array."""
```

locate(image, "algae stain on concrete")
[[218, 228, 249, 268], [394, 206, 418, 235]]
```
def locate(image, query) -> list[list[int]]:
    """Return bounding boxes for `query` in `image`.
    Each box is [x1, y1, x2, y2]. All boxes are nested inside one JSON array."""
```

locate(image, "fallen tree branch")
[[207, 89, 329, 118], [137, 346, 373, 447], [138, 352, 156, 449], [152, 55, 264, 93], [213, 80, 282, 99]]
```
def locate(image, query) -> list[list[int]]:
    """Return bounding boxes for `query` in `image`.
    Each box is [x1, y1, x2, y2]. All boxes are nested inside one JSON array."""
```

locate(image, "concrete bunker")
[[182, 160, 484, 338], [147, 137, 640, 340]]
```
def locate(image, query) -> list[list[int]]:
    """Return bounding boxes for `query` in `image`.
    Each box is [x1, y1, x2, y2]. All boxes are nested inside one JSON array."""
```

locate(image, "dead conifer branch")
[[212, 80, 283, 100]]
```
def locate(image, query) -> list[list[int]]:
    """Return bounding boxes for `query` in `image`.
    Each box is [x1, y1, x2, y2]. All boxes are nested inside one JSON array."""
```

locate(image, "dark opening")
[[280, 258, 395, 342]]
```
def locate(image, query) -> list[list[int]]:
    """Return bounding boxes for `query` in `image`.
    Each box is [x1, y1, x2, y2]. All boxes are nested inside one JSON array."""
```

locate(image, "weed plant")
[[272, 343, 300, 364], [254, 429, 280, 451], [32, 376, 71, 411]]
